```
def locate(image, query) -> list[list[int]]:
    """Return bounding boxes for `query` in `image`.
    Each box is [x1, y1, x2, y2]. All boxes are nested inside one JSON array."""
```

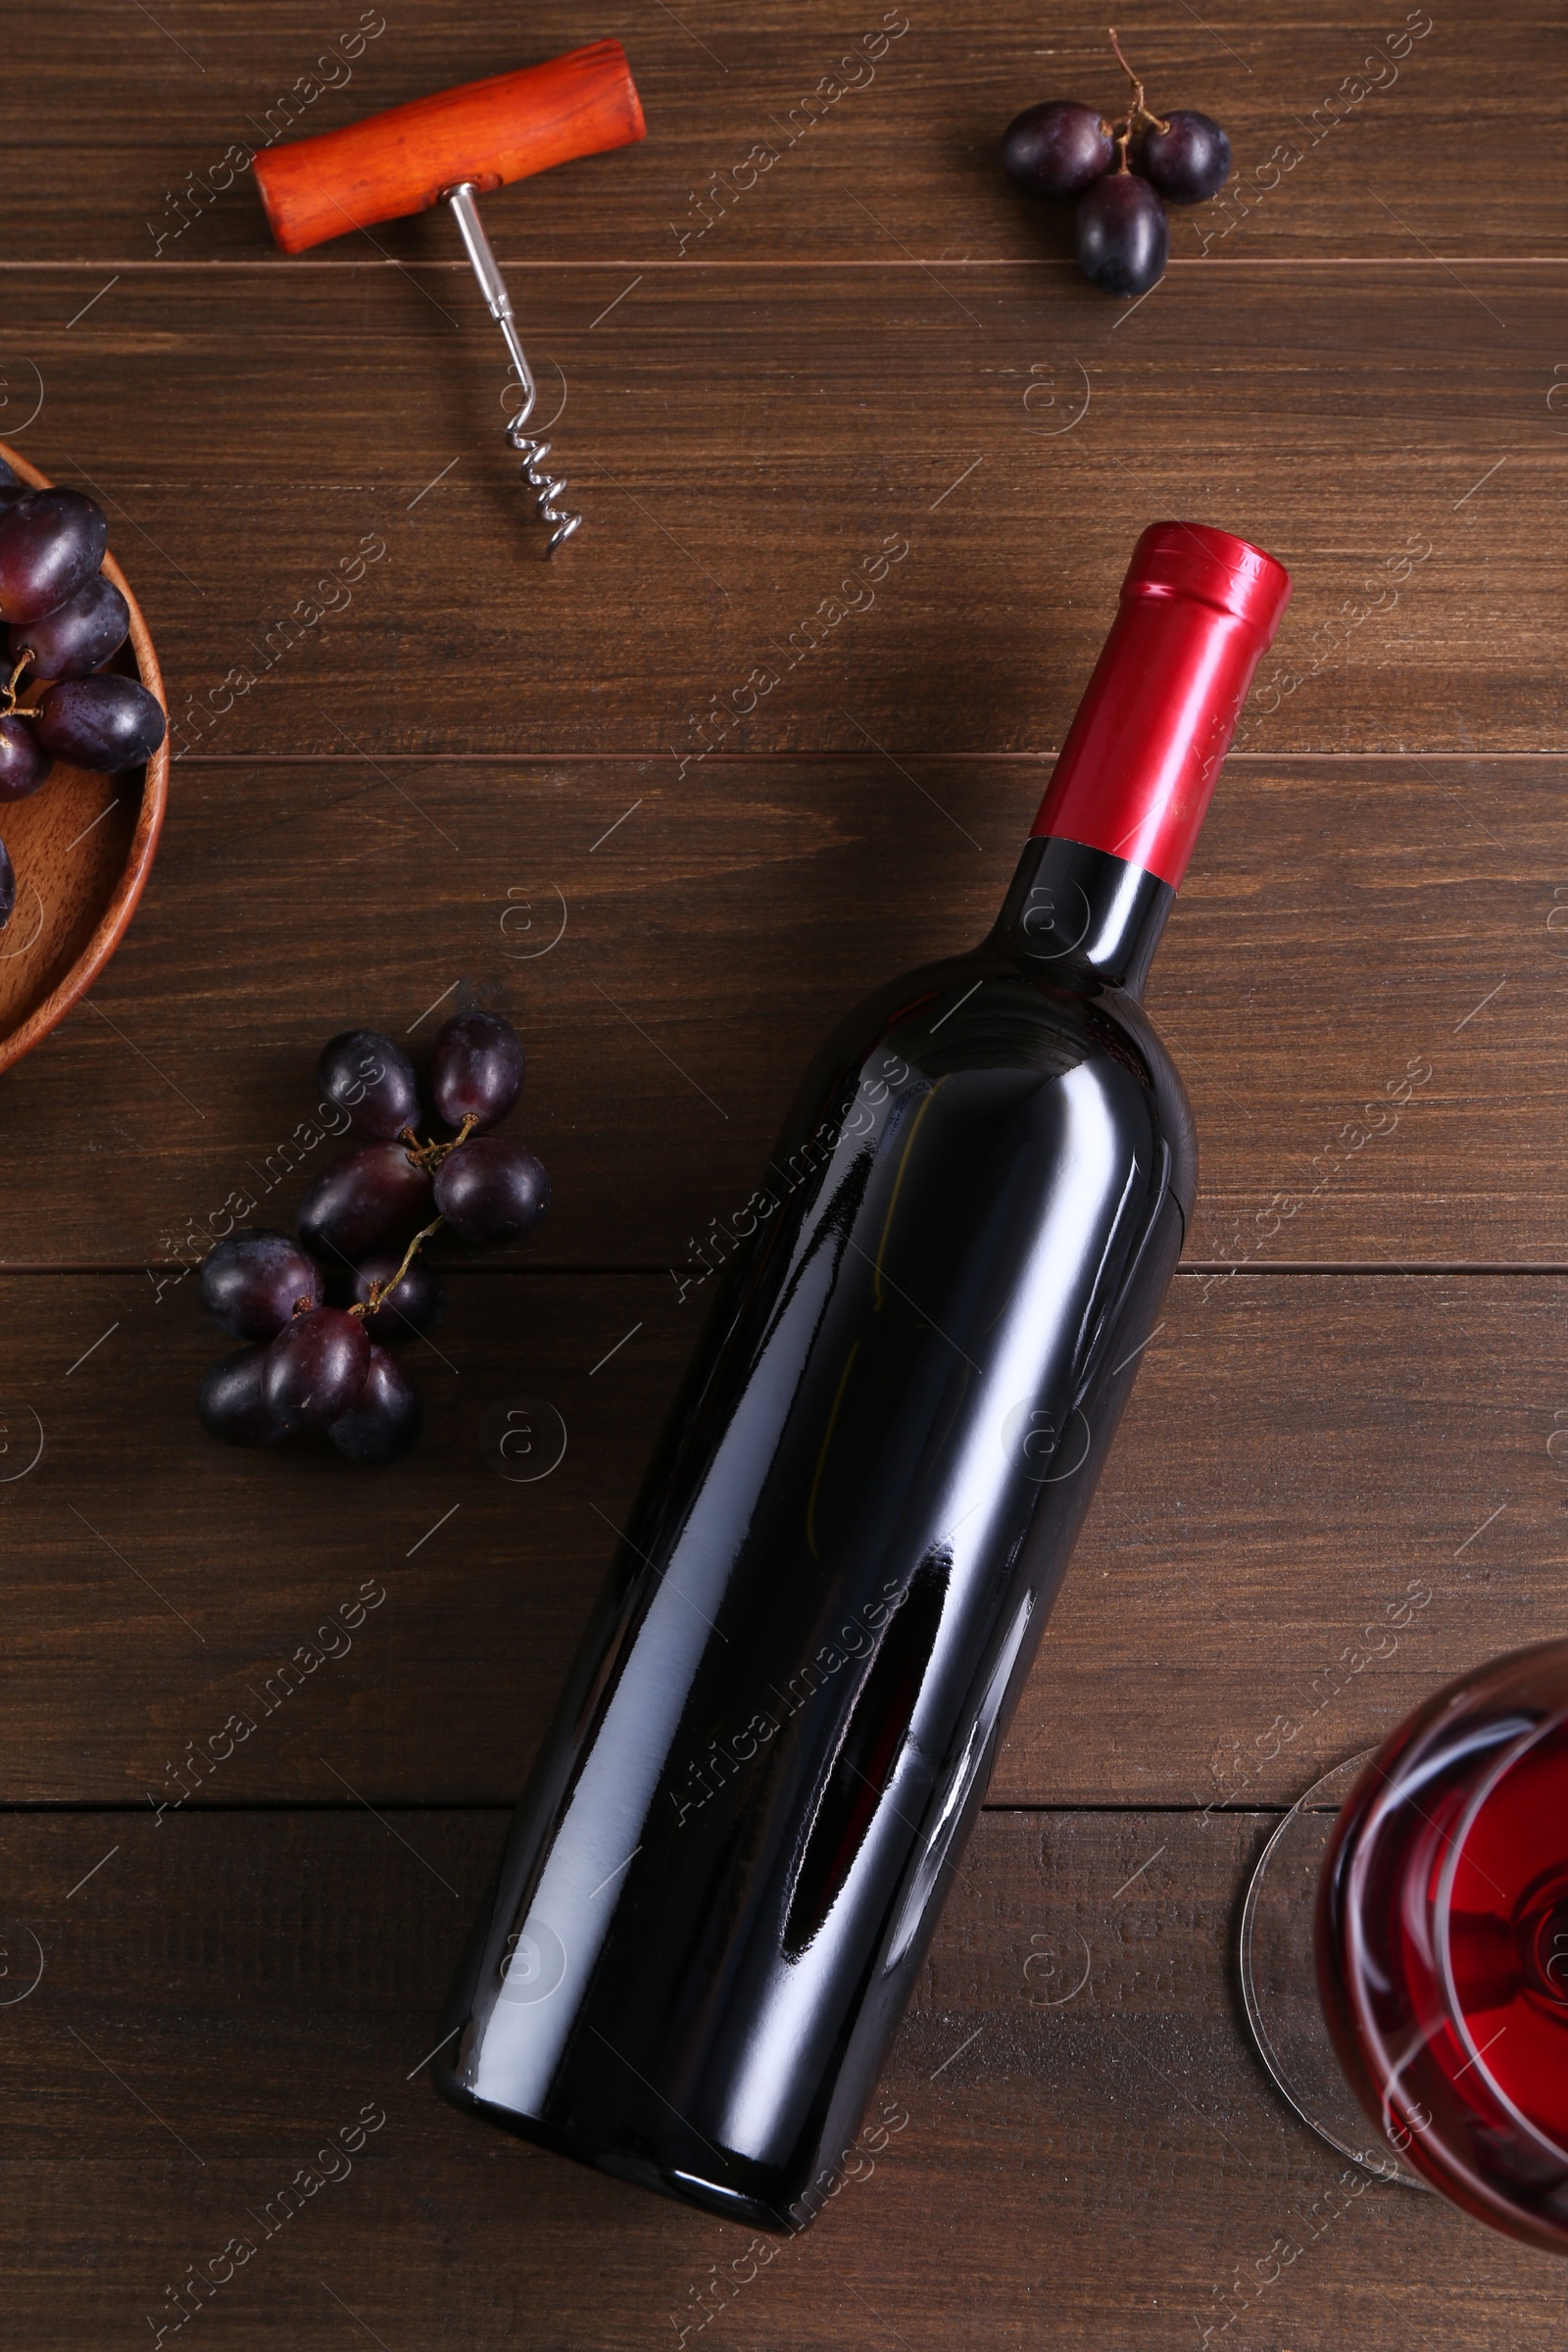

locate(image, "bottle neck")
[[1031, 527, 1289, 891], [993, 525, 1288, 1001], [992, 835, 1174, 1001]]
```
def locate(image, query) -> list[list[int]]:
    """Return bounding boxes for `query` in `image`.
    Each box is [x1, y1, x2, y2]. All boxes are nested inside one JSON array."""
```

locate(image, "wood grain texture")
[[2, 756, 1565, 1268], [2, 4, 1564, 2337], [0, 1267, 1556, 1808], [0, 1806, 1555, 2348], [0, 2, 1541, 264], [0, 758, 139, 1036], [0, 267, 1555, 754]]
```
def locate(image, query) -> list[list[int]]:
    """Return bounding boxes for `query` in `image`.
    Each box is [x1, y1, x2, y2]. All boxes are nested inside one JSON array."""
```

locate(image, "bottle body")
[[434, 519, 1291, 2226], [435, 836, 1195, 2226]]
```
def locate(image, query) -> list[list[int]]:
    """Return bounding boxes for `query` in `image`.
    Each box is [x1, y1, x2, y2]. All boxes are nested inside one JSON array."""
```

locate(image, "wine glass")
[[1241, 1638, 1568, 2250]]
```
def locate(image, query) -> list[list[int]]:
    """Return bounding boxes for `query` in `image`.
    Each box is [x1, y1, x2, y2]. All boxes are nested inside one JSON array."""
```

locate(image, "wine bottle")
[[435, 521, 1291, 2228]]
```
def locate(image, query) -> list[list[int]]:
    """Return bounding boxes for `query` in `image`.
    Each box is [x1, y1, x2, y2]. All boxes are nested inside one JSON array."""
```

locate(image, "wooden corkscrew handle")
[[253, 39, 645, 255]]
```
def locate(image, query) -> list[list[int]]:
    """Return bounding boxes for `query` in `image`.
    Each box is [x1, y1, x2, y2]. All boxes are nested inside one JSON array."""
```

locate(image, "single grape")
[[318, 1028, 421, 1141], [433, 1137, 551, 1245], [200, 1229, 323, 1341], [0, 459, 17, 486], [298, 1142, 434, 1263], [0, 715, 49, 802], [350, 1252, 445, 1344], [327, 1346, 423, 1463], [9, 573, 129, 681], [0, 489, 109, 623], [1002, 99, 1114, 199], [1139, 110, 1231, 204], [35, 674, 166, 772], [262, 1304, 370, 1432], [429, 1009, 524, 1132], [0, 838, 14, 931], [198, 1345, 290, 1448], [1076, 172, 1168, 297]]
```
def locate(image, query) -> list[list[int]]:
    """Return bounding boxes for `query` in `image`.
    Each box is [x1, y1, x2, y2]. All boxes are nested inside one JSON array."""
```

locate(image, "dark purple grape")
[[1076, 172, 1168, 298], [298, 1142, 434, 1263], [1002, 99, 1114, 199], [350, 1252, 445, 1345], [0, 716, 48, 802], [35, 674, 166, 772], [198, 1345, 290, 1448], [9, 572, 129, 681], [262, 1304, 370, 1432], [1139, 109, 1231, 204], [0, 838, 14, 931], [433, 1138, 550, 1245], [0, 459, 18, 487], [0, 489, 108, 624], [430, 1010, 524, 1132], [327, 1347, 423, 1463], [318, 1028, 421, 1141], [200, 1229, 323, 1341]]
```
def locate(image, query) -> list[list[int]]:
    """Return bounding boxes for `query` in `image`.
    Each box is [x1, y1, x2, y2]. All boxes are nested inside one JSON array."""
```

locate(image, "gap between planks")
[[3, 257, 1568, 272], [5, 1264, 1568, 1279], [0, 1796, 1292, 1816], [167, 751, 1568, 765]]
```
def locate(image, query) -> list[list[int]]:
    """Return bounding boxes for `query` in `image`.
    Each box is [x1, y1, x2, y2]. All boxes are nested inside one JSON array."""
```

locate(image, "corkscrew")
[[252, 43, 646, 556], [445, 182, 578, 553]]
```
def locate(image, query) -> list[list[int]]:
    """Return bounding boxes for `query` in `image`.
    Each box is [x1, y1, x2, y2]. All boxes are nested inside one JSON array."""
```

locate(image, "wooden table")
[[3, 2, 1563, 2340]]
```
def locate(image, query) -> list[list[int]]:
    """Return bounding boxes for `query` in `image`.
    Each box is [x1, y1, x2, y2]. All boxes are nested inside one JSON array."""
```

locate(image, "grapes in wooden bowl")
[[0, 436, 169, 1076]]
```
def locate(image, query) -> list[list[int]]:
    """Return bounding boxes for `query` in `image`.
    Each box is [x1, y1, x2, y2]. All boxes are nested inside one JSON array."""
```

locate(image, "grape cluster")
[[1002, 28, 1231, 300], [0, 459, 168, 930], [196, 1010, 550, 1465]]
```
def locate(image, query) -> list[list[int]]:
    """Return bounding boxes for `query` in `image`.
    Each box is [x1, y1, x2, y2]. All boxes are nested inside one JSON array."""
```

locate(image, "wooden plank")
[[2, 756, 1566, 1267], [3, 7, 1556, 2337], [0, 268, 1556, 754], [0, 1266, 1557, 1806], [0, 1805, 1552, 2346], [0, 3, 1536, 265]]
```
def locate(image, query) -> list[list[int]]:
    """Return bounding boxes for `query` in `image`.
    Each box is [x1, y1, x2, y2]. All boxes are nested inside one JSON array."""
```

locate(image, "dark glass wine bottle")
[[435, 521, 1291, 2228]]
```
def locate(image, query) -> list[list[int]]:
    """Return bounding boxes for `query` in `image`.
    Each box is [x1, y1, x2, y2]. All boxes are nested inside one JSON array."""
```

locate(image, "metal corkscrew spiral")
[[505, 397, 580, 555], [447, 181, 581, 556]]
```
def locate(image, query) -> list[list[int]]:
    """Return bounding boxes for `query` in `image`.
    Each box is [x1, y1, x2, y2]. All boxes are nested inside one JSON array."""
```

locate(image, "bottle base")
[[432, 2067, 803, 2232]]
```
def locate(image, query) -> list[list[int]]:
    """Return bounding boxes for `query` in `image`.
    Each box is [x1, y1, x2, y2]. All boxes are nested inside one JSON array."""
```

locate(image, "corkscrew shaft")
[[445, 181, 581, 555]]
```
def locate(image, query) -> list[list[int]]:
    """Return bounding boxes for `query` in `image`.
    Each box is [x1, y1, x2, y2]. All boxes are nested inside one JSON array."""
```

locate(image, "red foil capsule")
[[1031, 520, 1291, 889]]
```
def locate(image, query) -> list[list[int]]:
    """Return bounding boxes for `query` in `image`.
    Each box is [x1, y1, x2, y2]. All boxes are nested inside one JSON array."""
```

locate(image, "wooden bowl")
[[0, 436, 169, 1076]]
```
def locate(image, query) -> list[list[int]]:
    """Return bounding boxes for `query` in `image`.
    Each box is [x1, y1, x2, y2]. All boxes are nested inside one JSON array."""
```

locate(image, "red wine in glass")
[[1317, 1639, 1568, 2251]]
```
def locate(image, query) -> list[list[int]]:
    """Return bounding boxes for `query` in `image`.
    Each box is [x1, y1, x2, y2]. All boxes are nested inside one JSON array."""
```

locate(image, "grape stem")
[[354, 1118, 477, 1317], [1106, 24, 1170, 166], [1, 651, 34, 717], [350, 1216, 446, 1320], [398, 1113, 478, 1172]]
